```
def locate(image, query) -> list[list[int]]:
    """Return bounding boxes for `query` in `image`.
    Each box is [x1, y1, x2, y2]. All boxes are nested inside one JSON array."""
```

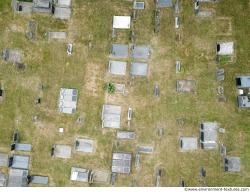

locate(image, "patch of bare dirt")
[[84, 63, 101, 97]]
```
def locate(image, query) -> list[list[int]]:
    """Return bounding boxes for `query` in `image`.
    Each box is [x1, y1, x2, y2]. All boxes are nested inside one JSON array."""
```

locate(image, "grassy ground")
[[0, 0, 249, 187]]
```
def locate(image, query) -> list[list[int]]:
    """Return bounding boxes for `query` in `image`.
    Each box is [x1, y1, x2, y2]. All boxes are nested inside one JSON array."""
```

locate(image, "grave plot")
[[2, 48, 23, 64], [133, 1, 145, 10], [112, 16, 131, 29], [155, 0, 173, 8], [132, 1, 145, 21], [52, 144, 72, 159], [176, 80, 196, 93], [12, 0, 33, 13], [30, 176, 49, 185], [137, 145, 154, 154], [75, 138, 95, 153], [130, 62, 148, 77], [108, 60, 127, 76], [200, 122, 218, 150], [54, 7, 71, 20], [111, 152, 132, 174], [216, 42, 235, 64], [10, 129, 32, 152], [215, 17, 232, 36], [117, 131, 136, 140], [26, 20, 37, 40], [13, 143, 32, 152], [216, 68, 225, 81], [224, 157, 241, 172], [197, 0, 218, 2], [131, 45, 151, 60], [0, 153, 8, 167], [179, 137, 198, 152], [58, 88, 78, 114], [32, 0, 52, 13], [7, 168, 28, 187], [236, 75, 250, 108], [9, 155, 30, 170], [90, 170, 110, 184], [47, 32, 67, 40], [70, 167, 91, 183], [113, 83, 125, 94], [110, 44, 129, 58], [196, 9, 215, 17], [0, 172, 7, 187], [101, 104, 121, 129]]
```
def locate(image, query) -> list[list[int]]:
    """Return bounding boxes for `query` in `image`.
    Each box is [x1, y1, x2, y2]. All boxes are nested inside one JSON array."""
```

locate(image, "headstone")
[[154, 9, 160, 33], [137, 145, 154, 154], [216, 68, 224, 81], [114, 83, 125, 94], [0, 89, 3, 97], [176, 33, 181, 41], [220, 144, 226, 156], [197, 10, 214, 17], [217, 86, 224, 95], [176, 60, 181, 73], [112, 29, 116, 39], [157, 127, 164, 137], [154, 83, 159, 96], [15, 63, 26, 71], [175, 0, 180, 14], [59, 128, 64, 133], [32, 115, 39, 123], [67, 43, 73, 55], [128, 108, 132, 121], [76, 115, 84, 124], [180, 179, 185, 187], [218, 96, 226, 102], [26, 20, 37, 40], [130, 31, 136, 43], [155, 168, 162, 187], [132, 10, 137, 20], [111, 172, 117, 186], [13, 130, 20, 143], [194, 1, 199, 14], [35, 98, 41, 105], [219, 128, 225, 133], [135, 152, 140, 169], [175, 16, 180, 29], [200, 167, 206, 177]]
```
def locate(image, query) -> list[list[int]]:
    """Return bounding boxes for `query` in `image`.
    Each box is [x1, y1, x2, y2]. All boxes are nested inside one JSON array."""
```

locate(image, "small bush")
[[104, 83, 116, 94]]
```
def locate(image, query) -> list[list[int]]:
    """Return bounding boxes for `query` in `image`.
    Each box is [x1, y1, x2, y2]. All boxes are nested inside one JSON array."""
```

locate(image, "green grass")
[[217, 55, 232, 65], [0, 0, 249, 187]]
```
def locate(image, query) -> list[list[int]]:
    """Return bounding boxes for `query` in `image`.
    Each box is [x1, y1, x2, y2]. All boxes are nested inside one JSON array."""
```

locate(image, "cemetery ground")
[[0, 0, 250, 187]]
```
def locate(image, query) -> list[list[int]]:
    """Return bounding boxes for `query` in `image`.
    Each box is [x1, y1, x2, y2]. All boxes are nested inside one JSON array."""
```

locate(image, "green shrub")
[[104, 83, 115, 94]]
